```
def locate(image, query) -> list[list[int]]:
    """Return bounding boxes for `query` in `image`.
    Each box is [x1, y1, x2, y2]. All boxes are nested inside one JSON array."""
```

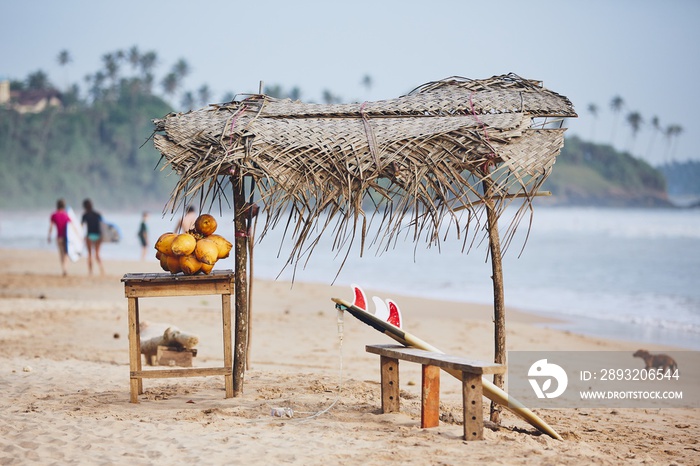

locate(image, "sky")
[[2, 0, 699, 165]]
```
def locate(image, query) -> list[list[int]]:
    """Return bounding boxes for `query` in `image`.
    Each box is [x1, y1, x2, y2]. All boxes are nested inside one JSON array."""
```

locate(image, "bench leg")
[[380, 355, 400, 413], [421, 364, 440, 428], [462, 372, 483, 440]]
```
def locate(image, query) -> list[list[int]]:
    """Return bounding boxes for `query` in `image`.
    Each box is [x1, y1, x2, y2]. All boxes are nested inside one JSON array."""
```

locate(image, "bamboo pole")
[[482, 176, 506, 425], [232, 175, 248, 396], [245, 179, 256, 370]]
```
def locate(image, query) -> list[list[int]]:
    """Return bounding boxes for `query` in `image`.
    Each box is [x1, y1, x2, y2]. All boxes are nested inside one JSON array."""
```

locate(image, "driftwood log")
[[139, 321, 199, 366]]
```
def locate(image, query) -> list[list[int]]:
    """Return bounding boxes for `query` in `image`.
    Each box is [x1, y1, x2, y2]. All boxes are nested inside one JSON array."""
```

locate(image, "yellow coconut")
[[207, 234, 233, 259], [166, 255, 182, 274], [194, 214, 217, 237], [171, 233, 197, 256], [194, 238, 219, 265], [199, 262, 214, 275], [157, 252, 169, 272], [179, 254, 202, 275], [154, 232, 177, 256]]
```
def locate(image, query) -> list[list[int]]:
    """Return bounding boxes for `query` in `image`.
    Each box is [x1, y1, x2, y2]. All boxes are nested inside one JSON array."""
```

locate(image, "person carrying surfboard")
[[47, 198, 72, 276], [81, 198, 105, 276]]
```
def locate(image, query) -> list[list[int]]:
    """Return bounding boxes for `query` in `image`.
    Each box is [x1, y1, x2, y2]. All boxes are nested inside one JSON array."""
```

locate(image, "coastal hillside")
[[542, 136, 672, 207]]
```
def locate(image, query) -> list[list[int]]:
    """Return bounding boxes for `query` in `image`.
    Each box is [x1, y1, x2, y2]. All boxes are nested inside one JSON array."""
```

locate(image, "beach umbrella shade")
[[152, 73, 577, 420]]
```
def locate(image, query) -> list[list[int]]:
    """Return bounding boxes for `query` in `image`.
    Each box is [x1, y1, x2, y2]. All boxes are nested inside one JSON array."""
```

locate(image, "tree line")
[[1, 48, 183, 210], [1, 45, 688, 210], [0, 46, 376, 211], [586, 97, 683, 165], [24, 46, 373, 111]]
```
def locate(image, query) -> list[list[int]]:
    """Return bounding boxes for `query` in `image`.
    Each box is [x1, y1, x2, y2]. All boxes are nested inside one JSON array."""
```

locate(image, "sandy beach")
[[1, 248, 697, 465]]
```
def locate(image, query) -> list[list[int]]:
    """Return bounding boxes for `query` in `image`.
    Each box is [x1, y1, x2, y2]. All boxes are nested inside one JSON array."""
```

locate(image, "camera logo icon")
[[528, 359, 568, 399]]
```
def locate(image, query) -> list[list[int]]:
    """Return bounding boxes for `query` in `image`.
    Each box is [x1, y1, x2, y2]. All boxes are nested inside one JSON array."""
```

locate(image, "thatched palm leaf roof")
[[153, 73, 575, 267]]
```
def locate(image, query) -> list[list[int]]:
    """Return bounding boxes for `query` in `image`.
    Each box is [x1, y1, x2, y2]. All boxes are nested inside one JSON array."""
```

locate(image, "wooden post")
[[232, 175, 248, 396], [463, 372, 484, 440], [380, 355, 400, 413], [482, 176, 506, 425], [421, 364, 441, 428]]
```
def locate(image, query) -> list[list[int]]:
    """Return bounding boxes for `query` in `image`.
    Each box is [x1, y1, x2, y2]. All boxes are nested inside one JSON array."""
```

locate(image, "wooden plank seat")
[[366, 344, 506, 441]]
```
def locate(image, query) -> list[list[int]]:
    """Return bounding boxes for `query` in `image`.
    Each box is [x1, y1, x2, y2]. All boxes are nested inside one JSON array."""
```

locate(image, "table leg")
[[127, 297, 141, 403]]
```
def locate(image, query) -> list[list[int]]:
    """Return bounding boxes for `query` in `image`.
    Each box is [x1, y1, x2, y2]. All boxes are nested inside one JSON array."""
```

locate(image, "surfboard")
[[332, 285, 563, 441], [66, 207, 83, 262]]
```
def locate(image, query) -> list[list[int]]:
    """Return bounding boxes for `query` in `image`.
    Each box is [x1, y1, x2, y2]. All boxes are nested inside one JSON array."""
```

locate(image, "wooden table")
[[122, 271, 235, 403]]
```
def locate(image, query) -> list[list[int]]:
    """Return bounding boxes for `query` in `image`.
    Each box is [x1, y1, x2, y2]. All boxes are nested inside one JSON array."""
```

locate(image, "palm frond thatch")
[[152, 73, 576, 268]]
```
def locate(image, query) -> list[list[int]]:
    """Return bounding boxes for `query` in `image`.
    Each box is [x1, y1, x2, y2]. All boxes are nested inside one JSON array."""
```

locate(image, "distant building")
[[0, 80, 63, 113], [10, 88, 63, 113], [0, 80, 9, 106]]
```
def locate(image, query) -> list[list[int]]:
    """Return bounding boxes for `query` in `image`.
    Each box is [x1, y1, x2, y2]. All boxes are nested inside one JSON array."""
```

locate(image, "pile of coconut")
[[154, 214, 233, 275]]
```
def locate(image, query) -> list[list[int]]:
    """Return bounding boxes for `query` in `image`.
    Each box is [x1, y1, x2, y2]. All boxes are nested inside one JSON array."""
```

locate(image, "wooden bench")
[[122, 271, 235, 403], [366, 344, 506, 441]]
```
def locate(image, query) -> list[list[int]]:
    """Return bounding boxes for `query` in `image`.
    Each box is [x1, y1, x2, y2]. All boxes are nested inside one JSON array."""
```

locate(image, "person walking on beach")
[[47, 198, 72, 276], [138, 211, 149, 260], [176, 205, 197, 233], [81, 198, 105, 276]]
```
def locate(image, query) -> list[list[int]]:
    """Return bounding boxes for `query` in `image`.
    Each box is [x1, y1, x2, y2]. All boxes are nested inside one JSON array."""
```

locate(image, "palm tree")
[[625, 111, 643, 155], [57, 50, 72, 67], [161, 72, 179, 100], [85, 71, 106, 102], [664, 124, 684, 163], [181, 91, 195, 111], [128, 46, 141, 71], [322, 89, 341, 104], [587, 103, 599, 140], [173, 58, 190, 82], [264, 84, 283, 98], [102, 53, 120, 99], [139, 51, 157, 76], [139, 51, 158, 94], [27, 70, 50, 90], [609, 95, 624, 146], [361, 74, 373, 97], [197, 84, 211, 107], [645, 116, 661, 164], [159, 58, 190, 103], [62, 83, 81, 108], [57, 50, 72, 90], [141, 73, 155, 94], [288, 86, 301, 101]]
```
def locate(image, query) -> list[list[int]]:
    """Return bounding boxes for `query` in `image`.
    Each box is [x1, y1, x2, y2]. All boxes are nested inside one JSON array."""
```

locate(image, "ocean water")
[[2, 206, 699, 350]]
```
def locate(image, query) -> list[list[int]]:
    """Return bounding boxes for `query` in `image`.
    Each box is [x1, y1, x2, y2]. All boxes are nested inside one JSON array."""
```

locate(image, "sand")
[[0, 248, 697, 465]]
